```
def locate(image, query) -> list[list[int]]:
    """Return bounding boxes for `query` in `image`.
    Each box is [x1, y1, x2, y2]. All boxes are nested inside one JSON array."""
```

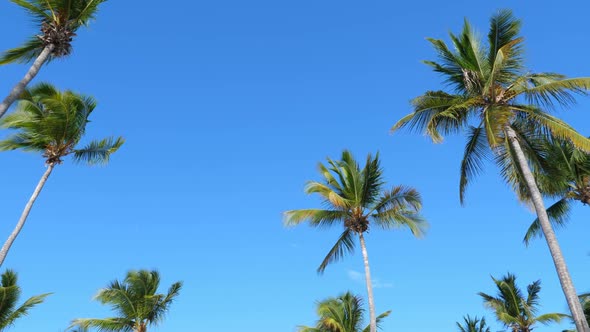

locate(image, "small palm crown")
[[0, 83, 123, 165], [1, 0, 107, 64]]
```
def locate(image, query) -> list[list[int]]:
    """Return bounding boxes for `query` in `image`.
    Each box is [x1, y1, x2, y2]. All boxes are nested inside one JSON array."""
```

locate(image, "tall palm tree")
[[284, 150, 427, 332], [0, 83, 124, 267], [391, 10, 590, 330], [297, 292, 390, 332], [0, 269, 50, 330], [456, 315, 491, 332], [0, 0, 108, 118], [520, 138, 590, 244], [70, 270, 183, 332], [479, 273, 567, 332]]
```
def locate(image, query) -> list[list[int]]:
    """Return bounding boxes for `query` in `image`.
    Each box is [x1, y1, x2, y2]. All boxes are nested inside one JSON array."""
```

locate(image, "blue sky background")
[[0, 1, 589, 331]]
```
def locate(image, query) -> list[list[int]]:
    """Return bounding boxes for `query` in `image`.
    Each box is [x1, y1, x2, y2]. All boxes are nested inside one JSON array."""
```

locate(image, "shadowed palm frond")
[[318, 230, 355, 274], [73, 137, 125, 165], [523, 198, 572, 245]]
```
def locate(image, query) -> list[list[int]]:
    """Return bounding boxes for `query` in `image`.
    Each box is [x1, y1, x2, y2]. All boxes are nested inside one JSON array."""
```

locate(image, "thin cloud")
[[347, 270, 393, 289]]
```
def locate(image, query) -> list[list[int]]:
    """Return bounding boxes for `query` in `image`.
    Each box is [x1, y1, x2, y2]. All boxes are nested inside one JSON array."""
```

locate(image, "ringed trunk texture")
[[0, 44, 54, 119], [505, 126, 589, 332], [0, 163, 55, 267], [358, 232, 377, 332]]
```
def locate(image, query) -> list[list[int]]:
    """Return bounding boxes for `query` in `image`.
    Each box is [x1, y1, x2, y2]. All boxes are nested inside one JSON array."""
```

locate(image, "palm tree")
[[297, 292, 390, 332], [70, 270, 183, 332], [0, 0, 108, 118], [479, 273, 567, 332], [284, 150, 427, 332], [0, 83, 124, 267], [456, 315, 491, 332], [0, 269, 50, 330], [521, 138, 590, 244], [391, 10, 590, 330]]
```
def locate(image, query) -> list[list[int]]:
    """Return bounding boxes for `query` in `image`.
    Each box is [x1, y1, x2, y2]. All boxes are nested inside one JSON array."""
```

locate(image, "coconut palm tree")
[[391, 9, 590, 330], [297, 292, 390, 332], [70, 270, 183, 332], [520, 138, 590, 244], [456, 316, 491, 332], [479, 273, 567, 332], [0, 269, 50, 330], [284, 150, 427, 332], [0, 0, 108, 118], [0, 83, 123, 267]]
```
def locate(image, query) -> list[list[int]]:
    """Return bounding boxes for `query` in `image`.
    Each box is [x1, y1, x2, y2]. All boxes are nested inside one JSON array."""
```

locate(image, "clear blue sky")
[[0, 1, 589, 331]]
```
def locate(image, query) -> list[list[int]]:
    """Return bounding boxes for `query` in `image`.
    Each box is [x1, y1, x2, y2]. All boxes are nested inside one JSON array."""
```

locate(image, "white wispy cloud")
[[347, 270, 393, 289]]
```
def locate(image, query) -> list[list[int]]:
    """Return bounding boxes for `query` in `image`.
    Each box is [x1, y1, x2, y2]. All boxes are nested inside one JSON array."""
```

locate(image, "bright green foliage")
[[0, 83, 124, 165], [0, 270, 50, 331], [521, 138, 590, 244], [1, 0, 107, 64], [391, 9, 590, 204], [70, 270, 182, 332], [456, 315, 491, 332], [284, 150, 427, 273], [297, 292, 390, 332], [479, 273, 566, 332]]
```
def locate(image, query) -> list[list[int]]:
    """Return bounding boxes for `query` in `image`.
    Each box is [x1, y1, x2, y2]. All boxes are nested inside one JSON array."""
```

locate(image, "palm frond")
[[523, 198, 572, 245], [459, 125, 489, 204], [0, 38, 45, 64], [73, 136, 124, 165], [317, 230, 355, 274], [283, 209, 347, 228]]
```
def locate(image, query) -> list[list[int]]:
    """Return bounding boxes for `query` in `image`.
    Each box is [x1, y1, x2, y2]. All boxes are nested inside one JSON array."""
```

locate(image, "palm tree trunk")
[[358, 232, 377, 332], [505, 126, 589, 332], [0, 44, 54, 119], [0, 163, 55, 267]]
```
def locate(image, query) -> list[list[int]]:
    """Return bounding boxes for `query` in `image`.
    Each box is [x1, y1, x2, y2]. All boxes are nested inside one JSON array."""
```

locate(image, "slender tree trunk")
[[0, 44, 54, 119], [358, 232, 377, 332], [505, 126, 589, 332], [0, 163, 55, 267]]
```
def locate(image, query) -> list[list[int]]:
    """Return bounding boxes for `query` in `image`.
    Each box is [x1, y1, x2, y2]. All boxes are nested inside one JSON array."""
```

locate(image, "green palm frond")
[[523, 198, 572, 245], [70, 317, 134, 332], [456, 315, 491, 332], [487, 9, 522, 71], [283, 209, 348, 228], [318, 230, 355, 274], [0, 37, 45, 65], [73, 136, 125, 165], [0, 270, 49, 330], [460, 125, 489, 204]]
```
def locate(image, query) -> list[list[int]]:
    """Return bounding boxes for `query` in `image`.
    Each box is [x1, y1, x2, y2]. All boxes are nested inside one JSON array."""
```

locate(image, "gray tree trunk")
[[0, 44, 54, 119], [505, 126, 589, 332], [358, 232, 377, 332], [0, 163, 55, 267]]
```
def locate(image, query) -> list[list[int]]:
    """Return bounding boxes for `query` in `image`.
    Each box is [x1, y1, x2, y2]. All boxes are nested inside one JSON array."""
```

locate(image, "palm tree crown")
[[0, 270, 50, 331], [1, 0, 107, 64], [0, 83, 123, 165], [391, 9, 590, 203], [479, 273, 566, 332], [284, 150, 427, 272], [456, 315, 491, 332], [71, 270, 183, 332], [297, 292, 390, 332]]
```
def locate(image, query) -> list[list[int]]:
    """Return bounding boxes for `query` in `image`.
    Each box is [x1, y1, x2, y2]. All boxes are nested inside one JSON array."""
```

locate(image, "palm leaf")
[[73, 136, 124, 165], [317, 230, 355, 274], [523, 198, 572, 245]]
